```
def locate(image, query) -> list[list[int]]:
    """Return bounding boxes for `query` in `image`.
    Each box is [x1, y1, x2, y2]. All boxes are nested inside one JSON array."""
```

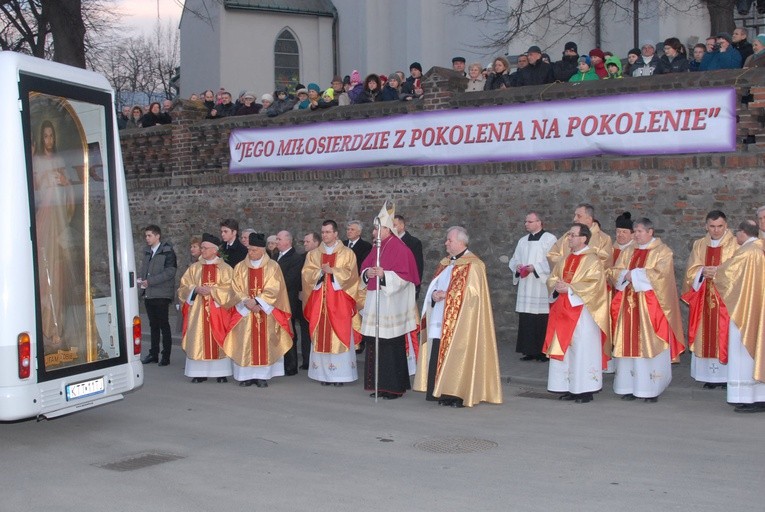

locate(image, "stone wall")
[[122, 67, 765, 344]]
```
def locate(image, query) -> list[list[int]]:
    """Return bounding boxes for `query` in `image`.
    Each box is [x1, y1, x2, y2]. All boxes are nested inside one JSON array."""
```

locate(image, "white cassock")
[[508, 231, 557, 314], [612, 245, 672, 398], [727, 322, 765, 404], [547, 277, 603, 395]]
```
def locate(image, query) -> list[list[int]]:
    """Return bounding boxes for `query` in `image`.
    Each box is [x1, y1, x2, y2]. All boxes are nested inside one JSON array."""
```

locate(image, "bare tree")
[[93, 20, 181, 107], [448, 0, 735, 53], [0, 0, 116, 68]]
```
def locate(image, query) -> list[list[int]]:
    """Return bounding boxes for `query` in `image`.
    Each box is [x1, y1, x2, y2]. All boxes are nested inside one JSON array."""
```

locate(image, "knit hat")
[[409, 61, 422, 72], [388, 72, 400, 83], [307, 83, 321, 93], [716, 32, 733, 44], [527, 45, 542, 54], [564, 41, 578, 53], [379, 74, 388, 84], [615, 212, 633, 230], [248, 233, 266, 248], [757, 33, 765, 46], [351, 70, 361, 85], [589, 48, 605, 60], [578, 55, 591, 66], [260, 93, 274, 103], [243, 91, 256, 100], [323, 88, 335, 99], [628, 48, 641, 58]]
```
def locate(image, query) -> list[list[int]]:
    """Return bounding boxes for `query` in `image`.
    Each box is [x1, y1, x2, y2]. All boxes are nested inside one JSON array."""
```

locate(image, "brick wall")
[[122, 67, 765, 343]]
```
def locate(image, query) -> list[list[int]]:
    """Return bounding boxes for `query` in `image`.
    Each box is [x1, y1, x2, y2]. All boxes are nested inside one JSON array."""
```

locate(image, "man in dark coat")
[[219, 218, 248, 267], [343, 220, 373, 274], [733, 27, 754, 66], [139, 224, 177, 365], [393, 214, 424, 299], [552, 41, 579, 82], [275, 230, 305, 374], [517, 45, 555, 86]]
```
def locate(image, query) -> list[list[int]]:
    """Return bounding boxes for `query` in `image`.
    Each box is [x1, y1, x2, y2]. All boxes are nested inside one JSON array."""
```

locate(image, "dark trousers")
[[145, 298, 172, 360], [426, 337, 462, 405], [284, 299, 310, 372]]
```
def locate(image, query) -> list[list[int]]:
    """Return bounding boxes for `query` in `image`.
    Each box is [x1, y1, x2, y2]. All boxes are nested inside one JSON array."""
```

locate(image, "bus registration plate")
[[66, 377, 105, 401]]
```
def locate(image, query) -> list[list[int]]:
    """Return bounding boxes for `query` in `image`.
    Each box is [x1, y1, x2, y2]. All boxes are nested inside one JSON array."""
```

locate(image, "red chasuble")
[[543, 254, 585, 360], [681, 246, 730, 362], [305, 253, 358, 352]]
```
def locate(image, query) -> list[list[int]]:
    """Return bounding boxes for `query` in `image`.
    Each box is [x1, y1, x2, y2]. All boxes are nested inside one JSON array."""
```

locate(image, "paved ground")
[[2, 311, 760, 512]]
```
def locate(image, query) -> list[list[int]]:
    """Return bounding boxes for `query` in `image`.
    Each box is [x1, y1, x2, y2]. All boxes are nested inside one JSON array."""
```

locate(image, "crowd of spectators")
[[118, 27, 765, 127]]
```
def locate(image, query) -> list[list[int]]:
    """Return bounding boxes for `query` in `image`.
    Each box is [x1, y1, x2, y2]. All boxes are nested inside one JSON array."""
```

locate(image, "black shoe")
[[644, 396, 658, 403], [383, 392, 401, 400], [575, 393, 593, 404], [536, 355, 549, 362], [321, 382, 331, 386], [621, 393, 636, 401], [141, 355, 158, 364], [158, 359, 170, 367], [702, 382, 723, 389], [333, 382, 344, 387], [239, 380, 253, 387], [450, 400, 464, 408], [285, 369, 298, 376], [520, 355, 535, 361], [300, 364, 309, 370], [216, 377, 228, 383], [438, 399, 452, 406], [355, 339, 366, 354], [734, 403, 765, 413], [254, 379, 268, 388], [191, 377, 207, 383], [558, 392, 576, 401]]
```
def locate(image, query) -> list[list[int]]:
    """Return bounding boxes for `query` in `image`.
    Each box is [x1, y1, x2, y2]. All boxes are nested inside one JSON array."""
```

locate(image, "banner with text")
[[229, 88, 737, 173]]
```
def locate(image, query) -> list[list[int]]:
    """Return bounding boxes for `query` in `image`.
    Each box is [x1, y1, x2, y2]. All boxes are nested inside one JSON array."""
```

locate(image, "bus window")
[[28, 92, 120, 373]]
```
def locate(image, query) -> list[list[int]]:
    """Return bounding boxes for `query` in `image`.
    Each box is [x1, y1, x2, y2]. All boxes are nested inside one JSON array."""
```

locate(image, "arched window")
[[274, 29, 300, 90]]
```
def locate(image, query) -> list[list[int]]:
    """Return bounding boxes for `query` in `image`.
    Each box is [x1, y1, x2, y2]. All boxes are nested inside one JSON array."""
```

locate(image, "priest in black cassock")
[[344, 220, 372, 274]]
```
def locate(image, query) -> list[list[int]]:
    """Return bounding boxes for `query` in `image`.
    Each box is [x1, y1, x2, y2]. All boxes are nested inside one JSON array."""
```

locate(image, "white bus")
[[0, 52, 143, 421]]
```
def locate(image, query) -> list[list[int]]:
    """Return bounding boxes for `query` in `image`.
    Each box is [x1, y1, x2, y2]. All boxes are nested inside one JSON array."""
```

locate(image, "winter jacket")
[[516, 60, 555, 86], [552, 55, 579, 82], [700, 48, 743, 71], [656, 54, 689, 74], [569, 68, 599, 82], [139, 241, 177, 300]]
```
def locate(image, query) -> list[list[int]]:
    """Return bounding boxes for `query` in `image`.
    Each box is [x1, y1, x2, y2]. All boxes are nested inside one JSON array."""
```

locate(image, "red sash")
[[543, 254, 584, 360], [305, 253, 357, 352], [202, 264, 228, 358], [680, 246, 730, 362], [612, 249, 649, 357], [246, 268, 269, 365]]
